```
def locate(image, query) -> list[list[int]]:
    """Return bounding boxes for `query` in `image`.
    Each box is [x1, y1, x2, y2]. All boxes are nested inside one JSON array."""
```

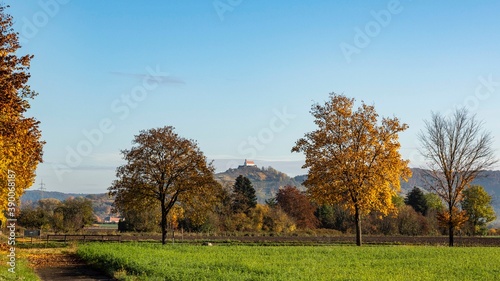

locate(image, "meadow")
[[77, 242, 500, 281]]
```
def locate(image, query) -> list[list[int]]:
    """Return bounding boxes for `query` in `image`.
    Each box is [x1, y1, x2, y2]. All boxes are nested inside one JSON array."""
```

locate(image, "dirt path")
[[28, 253, 115, 281]]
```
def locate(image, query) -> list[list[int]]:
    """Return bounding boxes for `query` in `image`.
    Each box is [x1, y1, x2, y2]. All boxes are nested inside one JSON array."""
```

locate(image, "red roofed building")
[[244, 159, 256, 167], [104, 216, 121, 223]]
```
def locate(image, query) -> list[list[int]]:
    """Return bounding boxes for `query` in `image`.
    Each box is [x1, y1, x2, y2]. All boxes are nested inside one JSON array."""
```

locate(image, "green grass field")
[[94, 223, 119, 229], [77, 242, 500, 281]]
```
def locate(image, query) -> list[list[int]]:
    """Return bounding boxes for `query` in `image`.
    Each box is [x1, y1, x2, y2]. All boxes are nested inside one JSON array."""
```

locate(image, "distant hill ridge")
[[20, 191, 113, 222], [400, 168, 500, 212], [20, 190, 93, 204]]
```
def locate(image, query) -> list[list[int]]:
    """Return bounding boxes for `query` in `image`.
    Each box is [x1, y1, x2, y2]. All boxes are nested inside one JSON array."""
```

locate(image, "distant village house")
[[104, 216, 120, 223]]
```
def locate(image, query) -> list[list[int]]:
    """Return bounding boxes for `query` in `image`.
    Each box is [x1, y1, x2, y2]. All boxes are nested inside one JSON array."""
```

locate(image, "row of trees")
[[15, 175, 494, 238], [393, 186, 495, 236], [292, 94, 497, 246], [17, 198, 94, 233], [110, 93, 497, 246], [115, 175, 296, 234], [114, 171, 495, 238]]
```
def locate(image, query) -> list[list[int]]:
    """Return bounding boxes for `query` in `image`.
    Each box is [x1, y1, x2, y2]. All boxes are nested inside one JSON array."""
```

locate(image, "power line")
[[39, 180, 46, 200]]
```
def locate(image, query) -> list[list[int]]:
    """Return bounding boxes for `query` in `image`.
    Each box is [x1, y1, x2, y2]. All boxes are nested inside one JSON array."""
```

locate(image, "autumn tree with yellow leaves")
[[0, 5, 44, 224], [109, 126, 222, 244], [292, 93, 411, 246]]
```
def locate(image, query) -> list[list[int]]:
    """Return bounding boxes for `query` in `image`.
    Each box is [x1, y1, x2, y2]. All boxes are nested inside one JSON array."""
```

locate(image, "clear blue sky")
[[7, 1, 500, 193]]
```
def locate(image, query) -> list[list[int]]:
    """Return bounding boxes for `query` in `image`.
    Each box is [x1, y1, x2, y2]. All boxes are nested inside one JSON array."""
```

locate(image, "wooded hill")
[[215, 165, 305, 203]]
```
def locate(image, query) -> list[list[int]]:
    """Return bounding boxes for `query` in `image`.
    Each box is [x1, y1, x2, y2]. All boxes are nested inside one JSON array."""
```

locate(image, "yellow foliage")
[[228, 204, 296, 233], [231, 212, 253, 231], [1, 6, 44, 225], [249, 204, 267, 231], [293, 94, 411, 218], [167, 205, 185, 229], [437, 207, 468, 230]]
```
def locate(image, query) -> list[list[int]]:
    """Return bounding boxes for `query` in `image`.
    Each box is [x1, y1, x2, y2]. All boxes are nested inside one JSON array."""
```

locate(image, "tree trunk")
[[161, 199, 167, 245], [355, 205, 362, 246], [448, 208, 454, 247], [449, 225, 454, 247]]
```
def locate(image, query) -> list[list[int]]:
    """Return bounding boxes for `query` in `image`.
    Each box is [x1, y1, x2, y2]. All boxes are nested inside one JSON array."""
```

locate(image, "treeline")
[[15, 177, 497, 237], [117, 176, 497, 236], [17, 197, 94, 233]]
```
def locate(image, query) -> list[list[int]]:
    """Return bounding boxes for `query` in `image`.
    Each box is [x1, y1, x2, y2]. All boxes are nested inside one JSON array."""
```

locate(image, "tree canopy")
[[18, 197, 93, 233], [292, 93, 411, 245], [462, 185, 496, 236], [109, 126, 222, 244], [276, 185, 318, 229], [0, 5, 44, 224], [53, 197, 94, 233]]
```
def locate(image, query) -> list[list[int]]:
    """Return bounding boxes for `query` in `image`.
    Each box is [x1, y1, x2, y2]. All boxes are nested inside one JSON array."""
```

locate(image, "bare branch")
[[418, 107, 498, 246]]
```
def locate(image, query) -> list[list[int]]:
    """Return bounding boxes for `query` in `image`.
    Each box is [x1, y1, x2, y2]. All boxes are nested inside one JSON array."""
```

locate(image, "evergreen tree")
[[405, 187, 428, 215], [231, 175, 257, 214]]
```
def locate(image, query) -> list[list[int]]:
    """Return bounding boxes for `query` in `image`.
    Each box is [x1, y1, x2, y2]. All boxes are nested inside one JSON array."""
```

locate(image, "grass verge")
[[0, 247, 40, 281]]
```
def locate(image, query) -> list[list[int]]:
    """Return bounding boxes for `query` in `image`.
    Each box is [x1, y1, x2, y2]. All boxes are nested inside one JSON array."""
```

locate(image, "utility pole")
[[39, 180, 46, 200]]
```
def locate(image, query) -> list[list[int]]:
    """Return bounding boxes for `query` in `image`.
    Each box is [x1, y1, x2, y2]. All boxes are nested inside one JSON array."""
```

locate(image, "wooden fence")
[[46, 234, 121, 243]]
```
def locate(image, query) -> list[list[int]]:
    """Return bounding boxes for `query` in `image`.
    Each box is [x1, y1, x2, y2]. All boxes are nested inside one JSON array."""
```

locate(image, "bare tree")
[[419, 108, 497, 246]]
